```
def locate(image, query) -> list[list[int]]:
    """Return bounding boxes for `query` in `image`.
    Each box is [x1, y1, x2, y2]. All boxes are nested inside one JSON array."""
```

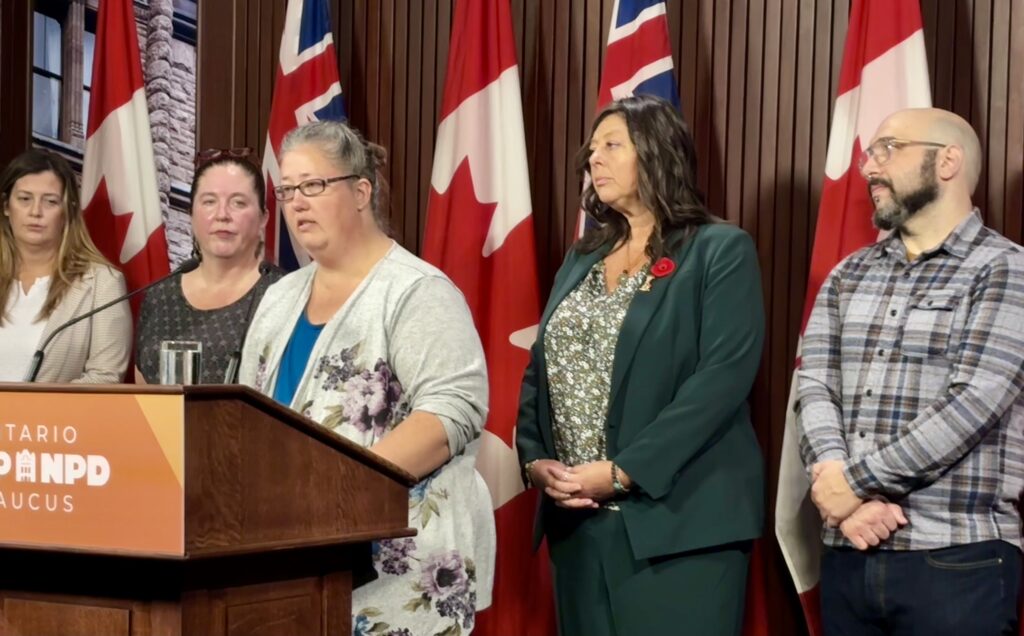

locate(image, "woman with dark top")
[[135, 149, 283, 384], [516, 95, 766, 635]]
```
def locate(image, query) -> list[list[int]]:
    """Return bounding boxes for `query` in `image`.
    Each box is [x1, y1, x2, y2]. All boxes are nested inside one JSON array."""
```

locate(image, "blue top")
[[272, 311, 325, 406]]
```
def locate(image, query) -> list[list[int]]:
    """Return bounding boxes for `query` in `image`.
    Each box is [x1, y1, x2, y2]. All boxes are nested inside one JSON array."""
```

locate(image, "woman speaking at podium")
[[239, 120, 494, 635], [0, 149, 130, 384]]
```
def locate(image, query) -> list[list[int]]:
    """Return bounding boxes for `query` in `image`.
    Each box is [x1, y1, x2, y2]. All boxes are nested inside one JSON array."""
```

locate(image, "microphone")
[[222, 262, 273, 384], [23, 257, 201, 383]]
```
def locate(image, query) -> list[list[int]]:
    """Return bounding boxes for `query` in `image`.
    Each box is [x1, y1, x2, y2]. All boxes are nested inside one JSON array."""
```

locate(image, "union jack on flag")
[[598, 0, 679, 109], [262, 0, 346, 270], [576, 0, 679, 238]]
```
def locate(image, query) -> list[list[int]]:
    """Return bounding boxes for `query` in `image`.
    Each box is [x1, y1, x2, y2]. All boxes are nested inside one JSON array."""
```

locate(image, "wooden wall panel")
[[196, 1, 278, 153], [0, 0, 32, 169], [1009, 0, 1024, 243], [183, 2, 1023, 634], [0, 0, 1014, 634]]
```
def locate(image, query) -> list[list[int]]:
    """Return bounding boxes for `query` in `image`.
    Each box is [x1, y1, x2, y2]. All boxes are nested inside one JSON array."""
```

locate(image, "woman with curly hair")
[[517, 95, 766, 635]]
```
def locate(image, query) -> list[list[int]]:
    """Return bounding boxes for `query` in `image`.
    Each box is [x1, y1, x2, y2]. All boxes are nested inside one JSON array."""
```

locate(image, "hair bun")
[[365, 141, 388, 172]]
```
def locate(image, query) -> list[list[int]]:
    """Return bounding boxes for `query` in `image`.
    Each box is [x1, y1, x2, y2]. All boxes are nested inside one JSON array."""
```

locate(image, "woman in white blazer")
[[0, 149, 130, 383]]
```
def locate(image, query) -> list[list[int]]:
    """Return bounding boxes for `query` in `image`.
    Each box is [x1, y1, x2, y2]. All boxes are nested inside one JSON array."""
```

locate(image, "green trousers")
[[548, 508, 750, 636]]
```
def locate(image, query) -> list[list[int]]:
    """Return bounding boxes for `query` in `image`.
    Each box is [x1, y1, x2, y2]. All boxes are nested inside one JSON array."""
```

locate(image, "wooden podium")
[[0, 384, 416, 636]]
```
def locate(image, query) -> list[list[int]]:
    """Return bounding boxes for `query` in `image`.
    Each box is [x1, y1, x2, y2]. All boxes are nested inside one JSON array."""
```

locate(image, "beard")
[[870, 151, 939, 232]]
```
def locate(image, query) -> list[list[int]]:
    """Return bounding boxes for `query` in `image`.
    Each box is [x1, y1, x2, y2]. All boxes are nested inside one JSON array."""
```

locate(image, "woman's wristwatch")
[[523, 459, 540, 487], [611, 462, 631, 495]]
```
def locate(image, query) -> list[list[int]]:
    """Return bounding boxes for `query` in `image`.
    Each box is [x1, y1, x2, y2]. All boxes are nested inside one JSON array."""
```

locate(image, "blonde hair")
[[0, 149, 113, 324]]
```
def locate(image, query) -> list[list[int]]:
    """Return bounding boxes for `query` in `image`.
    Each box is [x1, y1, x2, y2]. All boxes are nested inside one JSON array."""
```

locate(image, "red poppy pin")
[[651, 258, 676, 277], [640, 257, 675, 292]]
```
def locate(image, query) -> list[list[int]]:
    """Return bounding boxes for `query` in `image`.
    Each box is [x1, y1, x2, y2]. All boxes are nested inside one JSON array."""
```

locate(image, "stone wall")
[[168, 39, 196, 188], [163, 36, 196, 266], [37, 2, 198, 266], [133, 1, 195, 266]]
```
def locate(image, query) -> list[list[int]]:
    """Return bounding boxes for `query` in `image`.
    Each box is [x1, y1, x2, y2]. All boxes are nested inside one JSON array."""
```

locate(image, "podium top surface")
[[0, 382, 419, 558], [0, 382, 416, 486]]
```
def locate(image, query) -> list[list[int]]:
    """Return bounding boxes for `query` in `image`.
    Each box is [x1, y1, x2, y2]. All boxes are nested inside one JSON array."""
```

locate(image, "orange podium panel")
[[0, 391, 185, 556], [0, 384, 415, 636]]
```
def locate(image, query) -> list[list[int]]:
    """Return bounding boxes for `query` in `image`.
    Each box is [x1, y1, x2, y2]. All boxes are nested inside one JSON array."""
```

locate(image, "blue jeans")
[[821, 540, 1021, 636]]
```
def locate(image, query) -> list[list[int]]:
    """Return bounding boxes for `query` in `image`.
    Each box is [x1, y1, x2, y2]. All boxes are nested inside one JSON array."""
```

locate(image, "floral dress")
[[239, 243, 495, 636]]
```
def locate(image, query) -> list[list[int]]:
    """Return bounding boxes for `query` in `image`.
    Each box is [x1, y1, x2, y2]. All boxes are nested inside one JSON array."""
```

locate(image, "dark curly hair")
[[575, 94, 719, 259]]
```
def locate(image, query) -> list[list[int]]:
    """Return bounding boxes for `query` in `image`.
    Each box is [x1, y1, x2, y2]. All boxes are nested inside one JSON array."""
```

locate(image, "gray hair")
[[280, 120, 389, 228]]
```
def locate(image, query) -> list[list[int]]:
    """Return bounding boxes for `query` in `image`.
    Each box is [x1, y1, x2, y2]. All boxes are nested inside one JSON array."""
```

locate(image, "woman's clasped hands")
[[529, 459, 628, 508]]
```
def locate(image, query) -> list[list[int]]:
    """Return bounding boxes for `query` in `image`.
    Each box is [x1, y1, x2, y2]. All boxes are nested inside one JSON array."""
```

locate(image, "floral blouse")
[[239, 243, 495, 635], [545, 260, 647, 466]]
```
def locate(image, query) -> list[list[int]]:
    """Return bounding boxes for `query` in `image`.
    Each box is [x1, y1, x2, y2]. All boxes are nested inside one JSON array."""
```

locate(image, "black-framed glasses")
[[273, 175, 359, 201], [858, 137, 946, 172], [194, 147, 254, 168]]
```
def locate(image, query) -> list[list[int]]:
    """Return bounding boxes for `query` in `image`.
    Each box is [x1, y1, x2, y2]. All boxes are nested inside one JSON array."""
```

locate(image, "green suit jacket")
[[516, 223, 766, 560]]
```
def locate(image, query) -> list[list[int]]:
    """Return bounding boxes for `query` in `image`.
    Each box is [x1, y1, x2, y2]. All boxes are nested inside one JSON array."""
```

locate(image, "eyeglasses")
[[194, 147, 254, 168], [273, 175, 359, 201], [858, 137, 946, 172]]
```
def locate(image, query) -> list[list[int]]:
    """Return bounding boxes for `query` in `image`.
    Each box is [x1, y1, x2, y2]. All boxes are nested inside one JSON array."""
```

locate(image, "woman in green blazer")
[[516, 95, 765, 635]]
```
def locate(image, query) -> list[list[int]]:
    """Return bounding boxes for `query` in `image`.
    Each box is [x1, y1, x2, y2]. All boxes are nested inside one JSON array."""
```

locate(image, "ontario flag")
[[422, 0, 553, 634], [574, 0, 679, 239], [774, 1, 931, 633], [82, 0, 169, 305], [262, 0, 346, 270]]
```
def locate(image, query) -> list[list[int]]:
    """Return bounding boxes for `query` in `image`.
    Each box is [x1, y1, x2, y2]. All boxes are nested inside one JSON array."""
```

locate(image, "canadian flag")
[[422, 0, 555, 634], [774, 1, 931, 633], [82, 0, 169, 302]]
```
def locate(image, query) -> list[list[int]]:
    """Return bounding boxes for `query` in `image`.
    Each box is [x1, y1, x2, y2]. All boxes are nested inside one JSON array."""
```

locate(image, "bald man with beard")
[[796, 108, 1024, 635]]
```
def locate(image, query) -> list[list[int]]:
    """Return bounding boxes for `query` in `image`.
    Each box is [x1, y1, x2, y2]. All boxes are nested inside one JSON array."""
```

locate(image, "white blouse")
[[0, 277, 50, 382]]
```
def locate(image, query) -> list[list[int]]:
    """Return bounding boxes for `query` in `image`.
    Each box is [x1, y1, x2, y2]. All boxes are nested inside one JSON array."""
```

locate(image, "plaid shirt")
[[797, 210, 1024, 550]]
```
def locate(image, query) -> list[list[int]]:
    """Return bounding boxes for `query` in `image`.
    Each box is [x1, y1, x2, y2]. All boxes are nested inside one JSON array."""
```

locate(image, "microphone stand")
[[23, 257, 201, 383], [222, 262, 272, 384]]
